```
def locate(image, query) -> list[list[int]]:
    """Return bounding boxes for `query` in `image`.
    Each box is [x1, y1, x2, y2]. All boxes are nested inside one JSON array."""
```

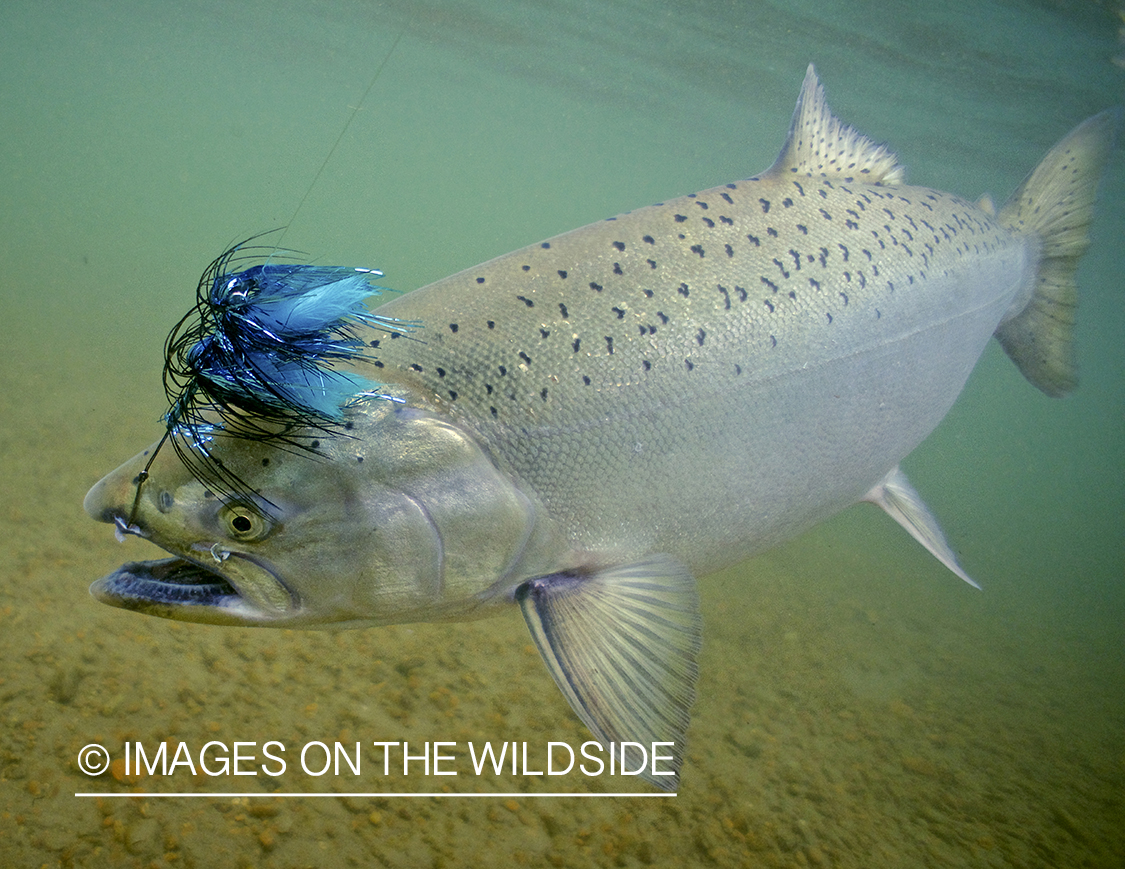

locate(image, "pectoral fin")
[[515, 556, 701, 790], [863, 465, 980, 589]]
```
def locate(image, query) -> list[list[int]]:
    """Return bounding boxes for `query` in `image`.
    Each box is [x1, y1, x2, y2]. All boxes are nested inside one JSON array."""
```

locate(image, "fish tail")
[[995, 109, 1119, 397]]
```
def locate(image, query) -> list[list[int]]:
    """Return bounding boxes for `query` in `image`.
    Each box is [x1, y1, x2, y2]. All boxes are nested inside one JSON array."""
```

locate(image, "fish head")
[[84, 400, 541, 628]]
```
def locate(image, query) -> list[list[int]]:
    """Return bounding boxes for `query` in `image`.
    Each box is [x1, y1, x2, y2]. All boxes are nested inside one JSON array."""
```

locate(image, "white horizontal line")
[[75, 791, 675, 798]]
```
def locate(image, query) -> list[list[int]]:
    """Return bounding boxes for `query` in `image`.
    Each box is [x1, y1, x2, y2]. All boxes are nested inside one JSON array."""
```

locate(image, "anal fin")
[[515, 556, 701, 791], [863, 466, 980, 589]]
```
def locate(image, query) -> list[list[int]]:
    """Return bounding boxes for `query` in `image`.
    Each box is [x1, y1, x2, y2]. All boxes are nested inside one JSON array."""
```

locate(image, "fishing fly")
[[124, 235, 409, 528]]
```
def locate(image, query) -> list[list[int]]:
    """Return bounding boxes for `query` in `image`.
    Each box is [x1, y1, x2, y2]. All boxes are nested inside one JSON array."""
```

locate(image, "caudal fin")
[[995, 110, 1118, 397]]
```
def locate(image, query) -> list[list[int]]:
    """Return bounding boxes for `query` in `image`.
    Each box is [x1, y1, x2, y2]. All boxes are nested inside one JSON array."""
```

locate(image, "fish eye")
[[218, 503, 272, 542]]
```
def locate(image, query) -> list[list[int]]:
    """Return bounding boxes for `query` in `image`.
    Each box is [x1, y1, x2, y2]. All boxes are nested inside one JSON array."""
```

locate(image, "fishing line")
[[275, 29, 405, 253], [125, 29, 406, 528]]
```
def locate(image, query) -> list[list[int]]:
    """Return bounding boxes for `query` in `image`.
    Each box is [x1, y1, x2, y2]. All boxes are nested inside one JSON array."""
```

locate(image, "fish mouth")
[[90, 537, 295, 626], [91, 557, 240, 609]]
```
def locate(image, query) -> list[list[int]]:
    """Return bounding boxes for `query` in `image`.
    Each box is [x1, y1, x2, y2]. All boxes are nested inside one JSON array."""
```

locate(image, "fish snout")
[[83, 450, 150, 523]]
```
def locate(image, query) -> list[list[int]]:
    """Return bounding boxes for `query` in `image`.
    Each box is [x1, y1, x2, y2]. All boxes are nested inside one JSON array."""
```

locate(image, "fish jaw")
[[88, 556, 290, 626]]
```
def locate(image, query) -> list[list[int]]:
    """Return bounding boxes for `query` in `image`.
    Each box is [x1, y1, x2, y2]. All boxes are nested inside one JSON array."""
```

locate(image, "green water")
[[1, 1, 1122, 866]]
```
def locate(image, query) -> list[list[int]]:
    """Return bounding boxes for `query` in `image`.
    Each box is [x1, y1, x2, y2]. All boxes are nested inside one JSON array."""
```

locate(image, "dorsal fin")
[[764, 64, 905, 185]]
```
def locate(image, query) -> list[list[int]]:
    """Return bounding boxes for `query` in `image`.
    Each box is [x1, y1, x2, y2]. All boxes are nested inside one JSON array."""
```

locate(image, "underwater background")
[[1, 0, 1123, 866]]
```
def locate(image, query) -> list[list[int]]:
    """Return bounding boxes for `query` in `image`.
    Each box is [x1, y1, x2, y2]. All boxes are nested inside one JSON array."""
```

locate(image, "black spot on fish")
[[487, 320, 495, 329], [647, 259, 657, 269], [369, 339, 380, 348], [642, 289, 653, 298], [572, 338, 581, 353], [782, 198, 793, 207], [838, 244, 849, 261], [674, 214, 687, 223], [717, 285, 731, 309], [540, 388, 548, 401], [735, 285, 747, 302], [476, 277, 485, 284], [696, 328, 706, 346], [614, 263, 623, 275], [696, 201, 709, 209], [702, 217, 715, 228], [761, 277, 778, 293], [490, 406, 498, 417], [613, 241, 626, 251], [772, 258, 789, 279], [685, 359, 694, 371], [605, 336, 614, 355], [583, 375, 591, 385], [690, 245, 704, 257], [410, 363, 423, 372], [764, 299, 775, 312], [767, 227, 778, 238], [642, 359, 652, 371], [793, 181, 804, 196], [449, 323, 459, 333], [559, 302, 569, 318], [725, 243, 734, 257], [643, 235, 655, 244], [719, 216, 733, 225], [541, 242, 551, 248], [517, 295, 534, 307], [840, 292, 848, 305], [486, 384, 494, 395], [498, 365, 507, 376], [449, 389, 458, 400], [590, 281, 603, 292], [797, 224, 808, 235], [721, 192, 733, 204], [734, 364, 742, 375], [678, 283, 690, 297], [826, 312, 833, 324], [747, 234, 760, 246], [759, 199, 771, 213], [519, 352, 531, 365], [558, 270, 568, 279], [820, 208, 832, 220], [436, 367, 446, 378], [658, 311, 669, 324], [612, 307, 625, 319], [540, 328, 550, 339], [522, 264, 530, 271]]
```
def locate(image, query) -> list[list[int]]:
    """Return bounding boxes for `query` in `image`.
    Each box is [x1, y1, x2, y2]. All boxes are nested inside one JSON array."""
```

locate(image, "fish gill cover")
[[128, 234, 407, 522]]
